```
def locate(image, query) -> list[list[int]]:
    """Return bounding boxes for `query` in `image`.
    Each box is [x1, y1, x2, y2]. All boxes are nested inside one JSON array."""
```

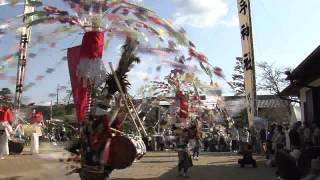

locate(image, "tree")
[[0, 88, 13, 105], [257, 61, 299, 123], [231, 57, 245, 96], [257, 62, 290, 96], [52, 105, 67, 118], [256, 62, 299, 102], [234, 108, 248, 128]]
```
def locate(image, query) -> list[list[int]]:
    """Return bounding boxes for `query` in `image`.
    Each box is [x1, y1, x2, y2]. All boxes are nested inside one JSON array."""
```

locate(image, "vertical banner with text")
[[237, 0, 257, 127]]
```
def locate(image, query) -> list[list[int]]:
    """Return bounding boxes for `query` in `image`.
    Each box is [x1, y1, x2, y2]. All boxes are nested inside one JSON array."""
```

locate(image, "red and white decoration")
[[76, 31, 106, 86], [67, 31, 106, 122]]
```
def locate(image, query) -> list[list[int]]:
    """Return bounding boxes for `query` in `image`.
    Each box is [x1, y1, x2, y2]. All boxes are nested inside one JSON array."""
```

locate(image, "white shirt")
[[230, 128, 239, 141], [241, 131, 250, 142]]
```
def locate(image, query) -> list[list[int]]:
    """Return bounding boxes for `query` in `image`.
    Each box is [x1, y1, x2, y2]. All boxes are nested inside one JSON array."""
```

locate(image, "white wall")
[[290, 104, 301, 124], [299, 79, 320, 123]]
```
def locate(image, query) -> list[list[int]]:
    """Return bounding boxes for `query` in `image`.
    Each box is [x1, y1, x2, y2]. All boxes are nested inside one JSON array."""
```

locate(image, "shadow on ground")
[[112, 160, 276, 180]]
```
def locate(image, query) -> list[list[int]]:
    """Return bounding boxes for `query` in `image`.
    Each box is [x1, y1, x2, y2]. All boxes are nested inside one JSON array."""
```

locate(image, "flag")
[[67, 46, 88, 123]]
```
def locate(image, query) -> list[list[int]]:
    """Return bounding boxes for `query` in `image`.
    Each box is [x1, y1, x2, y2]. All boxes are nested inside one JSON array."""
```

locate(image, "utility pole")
[[14, 0, 34, 111], [50, 100, 53, 120], [56, 84, 59, 105]]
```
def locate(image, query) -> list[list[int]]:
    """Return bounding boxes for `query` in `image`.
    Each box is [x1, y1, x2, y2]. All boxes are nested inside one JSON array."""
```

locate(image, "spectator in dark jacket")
[[289, 122, 301, 150]]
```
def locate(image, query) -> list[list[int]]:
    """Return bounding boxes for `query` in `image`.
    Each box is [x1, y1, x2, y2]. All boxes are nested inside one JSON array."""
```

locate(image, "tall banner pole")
[[237, 0, 257, 128], [14, 0, 34, 111]]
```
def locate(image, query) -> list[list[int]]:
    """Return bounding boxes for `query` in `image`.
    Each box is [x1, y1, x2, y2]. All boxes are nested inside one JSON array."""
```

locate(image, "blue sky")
[[1, 0, 320, 105]]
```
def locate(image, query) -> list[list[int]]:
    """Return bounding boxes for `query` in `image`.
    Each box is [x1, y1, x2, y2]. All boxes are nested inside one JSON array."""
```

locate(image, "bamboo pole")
[[14, 0, 34, 111], [108, 62, 141, 137], [125, 94, 148, 136]]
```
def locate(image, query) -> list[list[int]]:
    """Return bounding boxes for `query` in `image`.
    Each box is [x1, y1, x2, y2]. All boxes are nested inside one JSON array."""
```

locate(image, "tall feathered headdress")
[[103, 37, 140, 96]]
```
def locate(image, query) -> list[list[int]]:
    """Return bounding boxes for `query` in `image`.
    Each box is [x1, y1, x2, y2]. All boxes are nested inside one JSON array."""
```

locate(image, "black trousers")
[[178, 162, 188, 173], [231, 140, 238, 151]]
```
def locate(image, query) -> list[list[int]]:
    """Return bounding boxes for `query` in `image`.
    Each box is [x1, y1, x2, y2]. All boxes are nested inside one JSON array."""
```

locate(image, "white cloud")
[[221, 15, 239, 27], [173, 0, 228, 28], [128, 0, 143, 3]]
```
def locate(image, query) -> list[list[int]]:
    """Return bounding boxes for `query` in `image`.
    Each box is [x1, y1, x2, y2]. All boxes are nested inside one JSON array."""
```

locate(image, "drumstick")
[[110, 127, 125, 135]]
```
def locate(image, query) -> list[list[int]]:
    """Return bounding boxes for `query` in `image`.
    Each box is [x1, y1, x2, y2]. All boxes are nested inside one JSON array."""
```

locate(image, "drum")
[[109, 136, 137, 169], [22, 125, 42, 137], [139, 139, 147, 155], [136, 138, 146, 155], [136, 138, 146, 159], [134, 138, 143, 156], [9, 138, 25, 154]]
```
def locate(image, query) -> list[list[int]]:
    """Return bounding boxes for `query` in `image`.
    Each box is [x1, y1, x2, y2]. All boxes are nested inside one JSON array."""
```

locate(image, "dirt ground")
[[111, 152, 276, 180], [0, 144, 276, 180]]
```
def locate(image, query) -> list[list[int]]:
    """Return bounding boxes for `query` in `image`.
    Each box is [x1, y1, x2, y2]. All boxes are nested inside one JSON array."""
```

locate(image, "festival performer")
[[67, 35, 140, 179], [30, 110, 44, 154], [0, 106, 13, 159], [238, 143, 257, 168], [176, 128, 193, 178]]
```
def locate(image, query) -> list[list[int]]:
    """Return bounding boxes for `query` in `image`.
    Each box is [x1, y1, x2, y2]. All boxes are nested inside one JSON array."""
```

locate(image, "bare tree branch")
[[257, 61, 300, 104]]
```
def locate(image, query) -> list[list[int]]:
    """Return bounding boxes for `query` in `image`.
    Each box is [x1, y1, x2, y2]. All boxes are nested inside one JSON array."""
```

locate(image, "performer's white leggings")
[[31, 133, 39, 154], [0, 134, 9, 156]]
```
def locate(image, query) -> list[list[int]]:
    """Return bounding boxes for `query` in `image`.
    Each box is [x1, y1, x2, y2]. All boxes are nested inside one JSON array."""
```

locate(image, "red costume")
[[0, 107, 4, 122], [89, 115, 112, 152], [31, 111, 43, 124], [0, 106, 12, 124]]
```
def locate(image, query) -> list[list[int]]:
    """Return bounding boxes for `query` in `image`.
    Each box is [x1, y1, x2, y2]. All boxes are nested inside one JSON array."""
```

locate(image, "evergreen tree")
[[231, 57, 245, 96]]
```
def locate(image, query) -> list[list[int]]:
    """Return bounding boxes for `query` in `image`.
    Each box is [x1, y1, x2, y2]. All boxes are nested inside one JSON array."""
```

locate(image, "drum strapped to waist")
[[22, 124, 42, 137]]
